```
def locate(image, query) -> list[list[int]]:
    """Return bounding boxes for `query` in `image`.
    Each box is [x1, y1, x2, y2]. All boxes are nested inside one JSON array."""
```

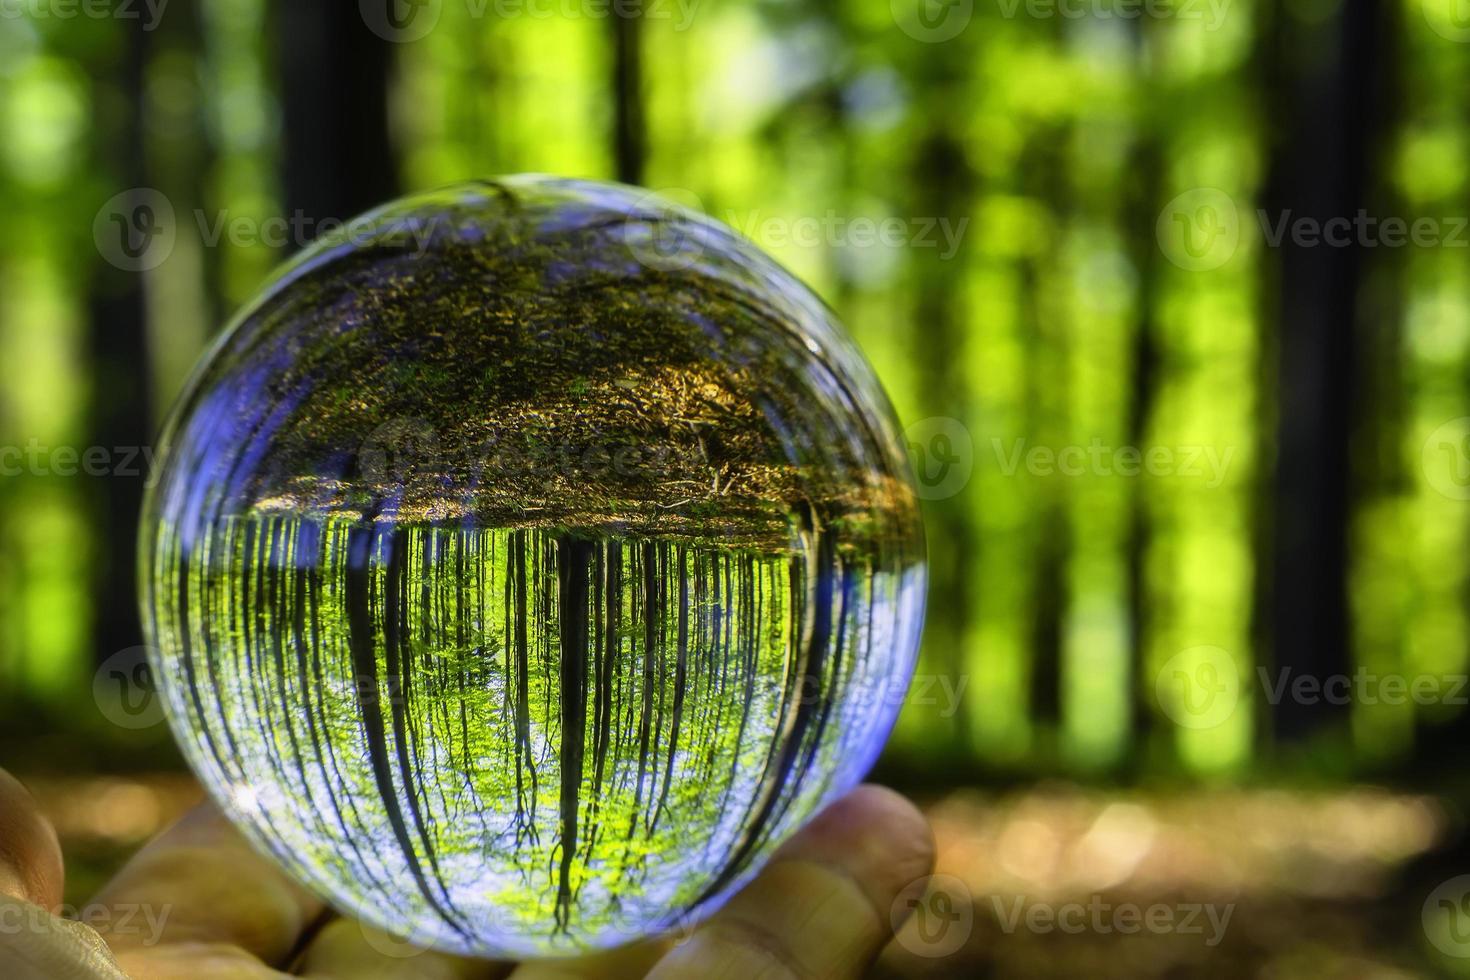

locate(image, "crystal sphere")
[[140, 176, 926, 958]]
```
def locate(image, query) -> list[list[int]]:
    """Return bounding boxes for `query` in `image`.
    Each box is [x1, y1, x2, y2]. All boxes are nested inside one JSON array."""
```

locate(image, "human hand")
[[0, 768, 933, 979]]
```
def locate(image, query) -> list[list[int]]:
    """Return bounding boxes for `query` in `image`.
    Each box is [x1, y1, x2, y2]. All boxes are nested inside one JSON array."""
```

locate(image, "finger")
[[0, 770, 130, 979], [0, 769, 64, 908], [295, 917, 508, 980], [505, 938, 671, 980], [647, 784, 934, 980], [89, 802, 324, 968], [0, 895, 132, 980]]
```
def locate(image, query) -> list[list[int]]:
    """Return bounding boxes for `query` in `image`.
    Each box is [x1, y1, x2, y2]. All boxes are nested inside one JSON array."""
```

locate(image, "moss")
[[155, 176, 920, 562]]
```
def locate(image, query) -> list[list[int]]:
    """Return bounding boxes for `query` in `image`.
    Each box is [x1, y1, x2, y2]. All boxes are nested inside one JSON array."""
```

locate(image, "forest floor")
[[17, 773, 1460, 978], [876, 784, 1456, 979]]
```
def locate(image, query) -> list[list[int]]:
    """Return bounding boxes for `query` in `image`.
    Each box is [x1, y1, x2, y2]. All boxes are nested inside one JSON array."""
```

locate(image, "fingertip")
[[0, 769, 64, 909], [648, 786, 935, 980], [775, 783, 935, 917], [93, 799, 326, 963]]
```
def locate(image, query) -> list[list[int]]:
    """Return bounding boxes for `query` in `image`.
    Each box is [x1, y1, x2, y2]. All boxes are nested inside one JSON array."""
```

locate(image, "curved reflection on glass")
[[141, 176, 927, 957]]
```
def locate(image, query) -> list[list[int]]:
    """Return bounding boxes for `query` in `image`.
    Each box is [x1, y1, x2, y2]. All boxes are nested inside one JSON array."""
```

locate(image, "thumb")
[[0, 769, 128, 980], [0, 769, 63, 909]]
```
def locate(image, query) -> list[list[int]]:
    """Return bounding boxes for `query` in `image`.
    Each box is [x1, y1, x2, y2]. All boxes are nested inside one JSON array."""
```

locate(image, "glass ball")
[[140, 176, 926, 958]]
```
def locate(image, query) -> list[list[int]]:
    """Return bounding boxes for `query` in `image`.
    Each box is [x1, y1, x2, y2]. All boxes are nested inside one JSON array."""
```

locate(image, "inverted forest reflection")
[[152, 513, 920, 953]]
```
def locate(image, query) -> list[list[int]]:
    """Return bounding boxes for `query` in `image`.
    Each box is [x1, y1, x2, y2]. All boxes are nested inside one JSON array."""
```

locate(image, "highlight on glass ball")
[[139, 175, 927, 958]]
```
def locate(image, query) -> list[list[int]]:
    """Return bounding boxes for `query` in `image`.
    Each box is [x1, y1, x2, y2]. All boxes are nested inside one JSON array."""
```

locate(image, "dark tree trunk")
[[629, 542, 658, 833], [511, 530, 538, 843], [554, 535, 592, 930], [345, 522, 468, 940], [87, 20, 151, 673], [276, 0, 399, 230], [652, 545, 689, 833], [1123, 133, 1162, 766], [1261, 0, 1386, 742], [610, 6, 645, 185], [905, 46, 978, 760]]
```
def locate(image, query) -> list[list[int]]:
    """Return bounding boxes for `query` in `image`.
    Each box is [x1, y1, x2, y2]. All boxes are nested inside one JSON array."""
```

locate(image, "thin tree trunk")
[[1261, 0, 1384, 742], [554, 536, 592, 930], [610, 6, 645, 185], [276, 0, 398, 232], [87, 18, 151, 675]]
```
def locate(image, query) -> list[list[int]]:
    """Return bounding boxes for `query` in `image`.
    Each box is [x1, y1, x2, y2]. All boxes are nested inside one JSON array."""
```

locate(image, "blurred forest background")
[[2, 0, 1470, 976]]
